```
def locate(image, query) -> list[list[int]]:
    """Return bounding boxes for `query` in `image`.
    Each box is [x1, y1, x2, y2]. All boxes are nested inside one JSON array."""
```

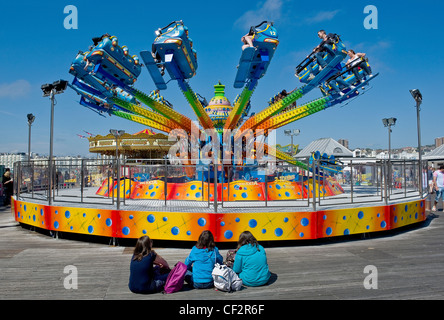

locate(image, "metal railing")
[[13, 158, 428, 212]]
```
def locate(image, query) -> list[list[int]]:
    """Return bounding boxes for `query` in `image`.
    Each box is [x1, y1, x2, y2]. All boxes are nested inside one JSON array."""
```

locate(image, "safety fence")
[[13, 158, 428, 212]]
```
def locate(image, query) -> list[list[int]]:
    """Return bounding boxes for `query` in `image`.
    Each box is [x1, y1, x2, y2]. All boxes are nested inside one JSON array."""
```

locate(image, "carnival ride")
[[67, 20, 379, 202]]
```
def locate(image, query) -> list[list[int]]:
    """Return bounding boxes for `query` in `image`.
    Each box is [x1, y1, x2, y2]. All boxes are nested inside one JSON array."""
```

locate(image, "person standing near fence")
[[432, 166, 444, 212], [2, 168, 13, 206]]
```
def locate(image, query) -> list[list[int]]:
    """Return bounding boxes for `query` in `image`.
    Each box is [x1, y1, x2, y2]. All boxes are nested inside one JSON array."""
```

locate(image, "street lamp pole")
[[410, 89, 423, 198], [110, 129, 125, 210], [27, 114, 35, 162], [284, 129, 301, 157], [41, 80, 68, 206], [382, 118, 397, 193]]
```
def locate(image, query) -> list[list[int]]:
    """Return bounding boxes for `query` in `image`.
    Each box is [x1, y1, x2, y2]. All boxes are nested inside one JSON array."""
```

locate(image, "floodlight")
[[388, 118, 397, 126], [41, 83, 53, 97], [53, 80, 68, 94], [27, 113, 35, 125], [409, 89, 422, 103]]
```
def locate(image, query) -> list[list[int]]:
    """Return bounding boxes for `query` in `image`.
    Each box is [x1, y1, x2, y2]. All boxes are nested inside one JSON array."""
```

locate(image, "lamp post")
[[27, 113, 35, 162], [410, 89, 423, 198], [110, 129, 125, 210], [284, 129, 301, 157], [41, 80, 68, 205], [382, 118, 397, 193]]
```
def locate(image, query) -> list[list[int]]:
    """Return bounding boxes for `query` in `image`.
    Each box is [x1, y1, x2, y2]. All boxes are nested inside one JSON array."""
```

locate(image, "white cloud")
[[0, 79, 32, 99], [304, 10, 341, 24], [234, 0, 284, 30]]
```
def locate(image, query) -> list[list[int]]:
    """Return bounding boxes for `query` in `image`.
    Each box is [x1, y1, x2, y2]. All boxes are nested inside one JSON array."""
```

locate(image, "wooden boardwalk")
[[1, 199, 443, 302]]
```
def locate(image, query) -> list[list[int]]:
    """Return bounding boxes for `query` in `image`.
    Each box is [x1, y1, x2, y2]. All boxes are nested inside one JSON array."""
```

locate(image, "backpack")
[[163, 261, 187, 294], [212, 263, 242, 292]]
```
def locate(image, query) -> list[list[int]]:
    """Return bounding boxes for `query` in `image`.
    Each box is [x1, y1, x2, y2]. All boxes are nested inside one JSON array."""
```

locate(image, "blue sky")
[[0, 0, 442, 157]]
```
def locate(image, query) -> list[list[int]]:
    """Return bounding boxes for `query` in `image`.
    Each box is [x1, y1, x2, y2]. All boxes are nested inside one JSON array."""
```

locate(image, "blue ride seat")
[[234, 21, 279, 88], [69, 52, 114, 97], [319, 60, 377, 97], [86, 36, 142, 86], [140, 21, 197, 90], [296, 35, 347, 86]]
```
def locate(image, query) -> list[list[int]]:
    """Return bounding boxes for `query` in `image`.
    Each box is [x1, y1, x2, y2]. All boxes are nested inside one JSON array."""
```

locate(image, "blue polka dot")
[[262, 229, 267, 234], [381, 221, 387, 228], [142, 230, 147, 234], [274, 228, 283, 237], [285, 191, 291, 197], [150, 192, 156, 197], [171, 227, 180, 235], [32, 215, 36, 222], [249, 219, 257, 228], [122, 226, 130, 235], [235, 217, 240, 223], [241, 192, 248, 199], [147, 214, 155, 223], [149, 184, 154, 190], [343, 216, 347, 220], [299, 232, 304, 238], [195, 192, 202, 198], [344, 229, 350, 235], [358, 211, 364, 219], [24, 205, 27, 212], [198, 218, 206, 227], [415, 212, 418, 219], [106, 218, 112, 227], [88, 226, 94, 234], [326, 227, 333, 236], [191, 185, 196, 190], [187, 231, 191, 236], [129, 215, 134, 220], [323, 215, 327, 220], [405, 205, 408, 212], [394, 216, 398, 223], [83, 213, 86, 218], [220, 221, 225, 226], [163, 217, 168, 221], [54, 221, 59, 229], [40, 209, 44, 216], [283, 217, 289, 223], [224, 230, 233, 239], [276, 184, 281, 190], [301, 218, 309, 227]]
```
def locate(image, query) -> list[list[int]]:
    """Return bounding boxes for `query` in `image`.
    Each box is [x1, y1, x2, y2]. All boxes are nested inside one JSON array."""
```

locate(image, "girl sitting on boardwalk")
[[233, 231, 270, 287], [185, 230, 223, 289], [128, 236, 170, 294]]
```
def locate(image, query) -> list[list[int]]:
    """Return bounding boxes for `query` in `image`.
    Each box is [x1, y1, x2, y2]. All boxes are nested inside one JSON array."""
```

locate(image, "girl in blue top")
[[185, 230, 223, 289], [233, 231, 270, 287]]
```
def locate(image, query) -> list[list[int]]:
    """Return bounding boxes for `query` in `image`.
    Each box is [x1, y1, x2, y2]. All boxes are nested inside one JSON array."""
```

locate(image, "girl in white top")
[[346, 50, 373, 83]]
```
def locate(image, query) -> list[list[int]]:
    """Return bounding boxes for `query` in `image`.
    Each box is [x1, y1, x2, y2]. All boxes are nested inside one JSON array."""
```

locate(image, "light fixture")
[[410, 89, 422, 103], [27, 113, 35, 125]]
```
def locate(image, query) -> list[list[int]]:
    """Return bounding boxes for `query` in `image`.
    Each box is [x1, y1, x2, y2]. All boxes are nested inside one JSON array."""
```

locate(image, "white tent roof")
[[424, 144, 444, 160], [296, 138, 354, 159]]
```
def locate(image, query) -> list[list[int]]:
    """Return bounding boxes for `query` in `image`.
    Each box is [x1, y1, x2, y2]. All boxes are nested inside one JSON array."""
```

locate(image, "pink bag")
[[163, 261, 187, 294]]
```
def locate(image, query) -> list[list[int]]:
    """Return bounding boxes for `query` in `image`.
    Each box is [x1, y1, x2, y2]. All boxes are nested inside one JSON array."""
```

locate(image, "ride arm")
[[235, 86, 305, 139], [110, 96, 184, 132]]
